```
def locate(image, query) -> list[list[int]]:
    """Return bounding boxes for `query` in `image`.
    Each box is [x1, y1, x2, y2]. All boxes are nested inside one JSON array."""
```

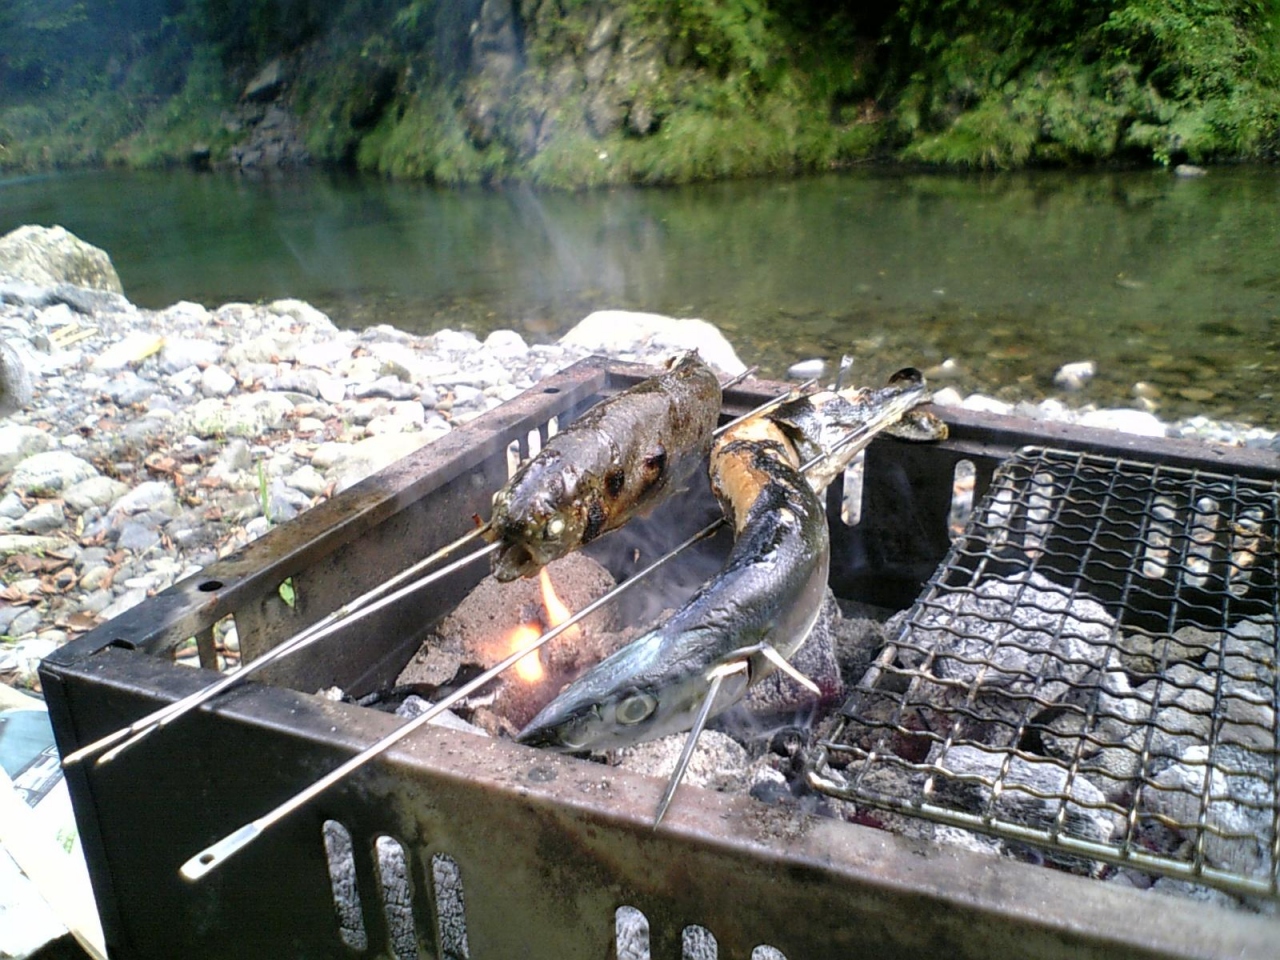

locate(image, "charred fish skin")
[[517, 416, 830, 752], [516, 366, 946, 755], [487, 352, 721, 581], [770, 366, 947, 491]]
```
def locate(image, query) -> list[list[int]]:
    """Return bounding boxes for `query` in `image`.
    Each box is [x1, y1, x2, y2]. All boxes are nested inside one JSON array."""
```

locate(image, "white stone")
[[186, 392, 295, 437], [267, 298, 336, 331], [317, 377, 347, 404], [960, 394, 1013, 416], [37, 302, 76, 329], [1053, 360, 1096, 391], [295, 416, 326, 434], [8, 451, 98, 494], [364, 414, 418, 436], [15, 502, 65, 534], [158, 300, 211, 323], [200, 364, 237, 397], [1079, 408, 1168, 437], [560, 310, 746, 376], [285, 465, 328, 498], [0, 425, 52, 473], [160, 336, 223, 373], [787, 358, 825, 380], [930, 386, 964, 407], [226, 332, 301, 365], [110, 480, 176, 516], [482, 329, 529, 359], [309, 442, 355, 471], [296, 338, 354, 370], [99, 587, 149, 621], [0, 534, 64, 556]]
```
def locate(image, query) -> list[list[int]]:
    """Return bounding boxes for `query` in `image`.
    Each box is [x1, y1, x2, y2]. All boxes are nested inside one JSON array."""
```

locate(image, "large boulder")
[[559, 310, 746, 376], [0, 225, 123, 294]]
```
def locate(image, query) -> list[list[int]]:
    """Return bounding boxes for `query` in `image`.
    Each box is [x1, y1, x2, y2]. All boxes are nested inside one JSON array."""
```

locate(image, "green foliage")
[[356, 91, 509, 183], [886, 0, 1280, 166]]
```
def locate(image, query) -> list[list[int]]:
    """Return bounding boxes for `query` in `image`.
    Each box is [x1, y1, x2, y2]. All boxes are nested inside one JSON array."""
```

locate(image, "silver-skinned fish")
[[516, 367, 947, 754]]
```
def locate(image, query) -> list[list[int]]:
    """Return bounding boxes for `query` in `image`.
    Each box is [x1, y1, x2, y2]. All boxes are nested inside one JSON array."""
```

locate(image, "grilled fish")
[[487, 352, 721, 581], [517, 367, 946, 753]]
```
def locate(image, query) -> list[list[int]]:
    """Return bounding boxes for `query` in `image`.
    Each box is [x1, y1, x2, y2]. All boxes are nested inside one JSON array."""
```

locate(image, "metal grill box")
[[40, 357, 1280, 959]]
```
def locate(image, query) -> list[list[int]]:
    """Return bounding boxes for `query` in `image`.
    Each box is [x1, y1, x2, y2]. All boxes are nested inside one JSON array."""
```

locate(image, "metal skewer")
[[184, 387, 898, 877], [63, 527, 496, 768], [180, 518, 725, 881], [67, 373, 794, 770]]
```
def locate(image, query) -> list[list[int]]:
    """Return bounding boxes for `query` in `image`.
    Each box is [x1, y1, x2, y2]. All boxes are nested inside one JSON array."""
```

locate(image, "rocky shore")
[[0, 225, 1275, 691]]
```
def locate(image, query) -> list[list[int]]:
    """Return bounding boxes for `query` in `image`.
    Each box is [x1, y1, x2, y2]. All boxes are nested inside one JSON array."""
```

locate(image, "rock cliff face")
[[461, 1, 682, 159]]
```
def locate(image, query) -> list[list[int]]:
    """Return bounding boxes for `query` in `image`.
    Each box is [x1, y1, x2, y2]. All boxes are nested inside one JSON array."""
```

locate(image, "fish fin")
[[759, 644, 820, 694], [883, 409, 949, 442], [653, 662, 746, 828]]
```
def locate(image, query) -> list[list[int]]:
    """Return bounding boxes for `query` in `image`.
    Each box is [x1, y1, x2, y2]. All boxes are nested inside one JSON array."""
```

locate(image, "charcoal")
[[903, 571, 1117, 704], [1142, 743, 1274, 880]]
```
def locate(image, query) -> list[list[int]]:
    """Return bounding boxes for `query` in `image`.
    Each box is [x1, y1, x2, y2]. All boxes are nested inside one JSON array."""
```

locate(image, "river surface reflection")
[[2, 167, 1277, 424]]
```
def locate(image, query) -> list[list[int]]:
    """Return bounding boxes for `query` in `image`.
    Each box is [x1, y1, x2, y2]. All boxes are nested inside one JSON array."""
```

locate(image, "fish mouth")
[[492, 542, 542, 581]]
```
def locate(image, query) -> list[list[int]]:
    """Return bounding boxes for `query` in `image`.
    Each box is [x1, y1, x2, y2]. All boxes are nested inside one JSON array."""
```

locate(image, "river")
[[2, 166, 1277, 425]]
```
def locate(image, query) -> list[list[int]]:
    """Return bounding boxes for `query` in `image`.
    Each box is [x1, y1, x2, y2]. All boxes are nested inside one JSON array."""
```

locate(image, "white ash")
[[614, 730, 751, 794], [928, 744, 1119, 875], [396, 695, 489, 738], [903, 571, 1117, 703], [1142, 743, 1274, 881]]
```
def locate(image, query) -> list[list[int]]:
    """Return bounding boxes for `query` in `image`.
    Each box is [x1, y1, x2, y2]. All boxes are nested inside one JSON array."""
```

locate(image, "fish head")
[[489, 460, 583, 580], [516, 629, 740, 752]]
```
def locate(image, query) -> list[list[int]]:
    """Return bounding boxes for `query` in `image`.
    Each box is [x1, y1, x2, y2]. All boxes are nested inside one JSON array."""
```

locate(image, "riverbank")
[[0, 267, 1275, 692]]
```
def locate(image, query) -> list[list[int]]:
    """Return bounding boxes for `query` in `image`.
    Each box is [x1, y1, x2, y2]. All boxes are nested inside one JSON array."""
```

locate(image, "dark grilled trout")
[[486, 352, 721, 581], [516, 366, 946, 753]]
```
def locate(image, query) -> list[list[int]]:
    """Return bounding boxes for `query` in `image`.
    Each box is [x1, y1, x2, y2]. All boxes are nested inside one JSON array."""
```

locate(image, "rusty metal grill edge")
[[40, 357, 1280, 960]]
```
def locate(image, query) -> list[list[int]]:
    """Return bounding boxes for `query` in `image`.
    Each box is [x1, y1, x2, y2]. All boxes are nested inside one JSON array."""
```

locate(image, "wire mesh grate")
[[807, 446, 1280, 898]]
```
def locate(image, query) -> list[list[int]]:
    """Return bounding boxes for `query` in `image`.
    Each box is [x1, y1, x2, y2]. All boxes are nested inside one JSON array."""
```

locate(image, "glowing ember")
[[509, 623, 545, 683]]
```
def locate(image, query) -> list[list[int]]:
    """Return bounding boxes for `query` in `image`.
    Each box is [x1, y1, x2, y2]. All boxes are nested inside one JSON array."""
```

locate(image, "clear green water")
[[3, 167, 1278, 425]]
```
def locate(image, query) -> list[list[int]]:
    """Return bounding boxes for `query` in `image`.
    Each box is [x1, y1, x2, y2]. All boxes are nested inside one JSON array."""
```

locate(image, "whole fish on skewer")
[[487, 351, 722, 581], [517, 367, 947, 820]]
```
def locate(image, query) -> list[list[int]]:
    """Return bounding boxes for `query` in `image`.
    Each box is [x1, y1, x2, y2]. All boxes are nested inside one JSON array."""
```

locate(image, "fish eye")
[[615, 691, 656, 725], [544, 517, 566, 539]]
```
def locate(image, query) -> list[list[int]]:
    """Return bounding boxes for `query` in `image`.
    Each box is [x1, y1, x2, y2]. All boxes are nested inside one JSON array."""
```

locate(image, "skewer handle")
[[180, 823, 262, 881]]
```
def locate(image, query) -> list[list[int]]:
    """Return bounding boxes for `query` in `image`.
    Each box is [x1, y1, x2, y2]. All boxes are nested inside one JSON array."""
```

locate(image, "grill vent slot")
[[615, 906, 649, 960], [682, 924, 717, 959], [322, 819, 368, 951], [375, 835, 418, 959], [431, 853, 470, 960]]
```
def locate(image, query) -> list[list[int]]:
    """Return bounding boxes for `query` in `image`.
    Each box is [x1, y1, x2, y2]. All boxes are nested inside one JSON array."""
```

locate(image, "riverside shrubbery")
[[2, 0, 1277, 181]]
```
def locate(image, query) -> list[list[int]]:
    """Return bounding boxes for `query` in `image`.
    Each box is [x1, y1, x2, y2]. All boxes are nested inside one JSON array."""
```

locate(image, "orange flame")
[[539, 567, 580, 644], [507, 569, 579, 685], [509, 623, 545, 683]]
